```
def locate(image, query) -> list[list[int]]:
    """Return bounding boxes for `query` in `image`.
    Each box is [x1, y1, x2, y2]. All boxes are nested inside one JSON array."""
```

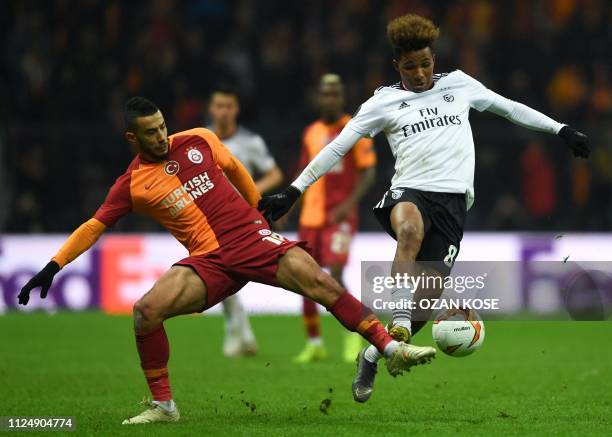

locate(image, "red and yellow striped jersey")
[[93, 128, 262, 256], [298, 115, 376, 228]]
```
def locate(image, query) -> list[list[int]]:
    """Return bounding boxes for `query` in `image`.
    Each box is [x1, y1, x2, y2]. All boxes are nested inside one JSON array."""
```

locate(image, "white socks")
[[362, 273, 415, 364], [390, 286, 413, 326], [364, 344, 383, 362], [222, 295, 242, 334], [223, 295, 256, 343], [394, 320, 412, 333], [240, 311, 256, 344], [364, 338, 408, 363], [363, 319, 413, 364], [308, 337, 323, 346], [153, 400, 176, 412]]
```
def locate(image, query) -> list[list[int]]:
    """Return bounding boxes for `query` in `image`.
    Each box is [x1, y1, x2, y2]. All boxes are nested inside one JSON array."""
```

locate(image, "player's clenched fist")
[[18, 261, 60, 305], [258, 185, 302, 224], [559, 125, 590, 159]]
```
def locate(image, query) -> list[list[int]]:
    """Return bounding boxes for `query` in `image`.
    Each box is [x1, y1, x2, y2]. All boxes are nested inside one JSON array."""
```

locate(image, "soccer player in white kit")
[[208, 86, 284, 357], [259, 14, 589, 401]]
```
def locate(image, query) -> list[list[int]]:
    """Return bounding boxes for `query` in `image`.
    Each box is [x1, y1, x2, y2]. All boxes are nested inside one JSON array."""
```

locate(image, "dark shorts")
[[175, 227, 307, 311], [298, 220, 355, 267], [373, 187, 466, 276]]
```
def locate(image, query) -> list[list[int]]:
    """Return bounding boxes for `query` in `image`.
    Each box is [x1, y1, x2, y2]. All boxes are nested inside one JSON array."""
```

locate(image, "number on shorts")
[[443, 244, 458, 268], [262, 232, 286, 246], [330, 230, 351, 254]]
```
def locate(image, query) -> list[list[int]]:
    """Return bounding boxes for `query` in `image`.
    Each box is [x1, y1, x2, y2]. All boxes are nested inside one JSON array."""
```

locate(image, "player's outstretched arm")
[[459, 71, 590, 158], [486, 94, 590, 158], [18, 218, 106, 305], [258, 127, 364, 223]]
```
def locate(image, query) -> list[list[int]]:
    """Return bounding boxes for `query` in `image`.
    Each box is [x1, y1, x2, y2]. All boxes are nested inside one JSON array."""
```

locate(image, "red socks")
[[329, 291, 394, 353], [302, 298, 321, 338], [135, 326, 172, 401]]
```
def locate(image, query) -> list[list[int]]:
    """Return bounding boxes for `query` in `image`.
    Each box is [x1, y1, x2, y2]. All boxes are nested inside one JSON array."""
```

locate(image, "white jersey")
[[292, 69, 564, 211], [213, 125, 276, 176], [349, 70, 497, 208]]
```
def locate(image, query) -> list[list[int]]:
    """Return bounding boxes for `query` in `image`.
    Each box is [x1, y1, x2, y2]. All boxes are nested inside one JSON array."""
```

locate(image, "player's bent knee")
[[396, 220, 424, 247], [132, 273, 188, 331], [133, 298, 161, 332]]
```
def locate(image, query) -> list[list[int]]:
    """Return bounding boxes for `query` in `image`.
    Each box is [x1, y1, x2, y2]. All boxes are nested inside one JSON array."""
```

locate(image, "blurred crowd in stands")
[[1, 0, 610, 233]]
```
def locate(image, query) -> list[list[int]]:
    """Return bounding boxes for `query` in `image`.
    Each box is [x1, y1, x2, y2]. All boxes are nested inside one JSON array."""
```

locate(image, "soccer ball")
[[431, 308, 485, 357]]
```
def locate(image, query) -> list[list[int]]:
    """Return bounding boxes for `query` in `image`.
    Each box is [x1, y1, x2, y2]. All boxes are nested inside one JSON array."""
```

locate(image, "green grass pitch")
[[1, 312, 611, 436]]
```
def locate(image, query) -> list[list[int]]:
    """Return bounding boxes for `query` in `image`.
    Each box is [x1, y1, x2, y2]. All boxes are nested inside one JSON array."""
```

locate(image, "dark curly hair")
[[387, 14, 440, 57]]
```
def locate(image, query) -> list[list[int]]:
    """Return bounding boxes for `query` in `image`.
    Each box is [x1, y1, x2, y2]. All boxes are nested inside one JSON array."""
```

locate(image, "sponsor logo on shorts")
[[391, 189, 404, 200], [186, 147, 203, 164], [164, 160, 180, 175], [258, 229, 272, 236]]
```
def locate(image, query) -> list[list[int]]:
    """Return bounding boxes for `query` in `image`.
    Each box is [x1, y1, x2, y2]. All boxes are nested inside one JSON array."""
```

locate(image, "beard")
[[139, 140, 169, 162]]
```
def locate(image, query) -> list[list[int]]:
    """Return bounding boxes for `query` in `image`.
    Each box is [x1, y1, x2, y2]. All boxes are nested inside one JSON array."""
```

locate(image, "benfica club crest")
[[391, 189, 404, 200]]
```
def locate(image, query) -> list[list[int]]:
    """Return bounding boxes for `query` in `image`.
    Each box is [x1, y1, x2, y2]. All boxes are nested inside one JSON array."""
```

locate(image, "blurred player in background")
[[18, 97, 434, 425], [208, 86, 283, 357], [294, 74, 376, 363], [259, 13, 589, 403]]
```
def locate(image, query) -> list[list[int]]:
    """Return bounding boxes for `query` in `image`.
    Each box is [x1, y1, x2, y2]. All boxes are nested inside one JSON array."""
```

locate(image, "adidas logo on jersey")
[[398, 101, 410, 110]]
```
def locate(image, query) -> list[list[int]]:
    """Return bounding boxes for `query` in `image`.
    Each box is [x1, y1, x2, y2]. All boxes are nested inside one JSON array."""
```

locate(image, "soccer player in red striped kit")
[[294, 74, 377, 363], [18, 97, 436, 425]]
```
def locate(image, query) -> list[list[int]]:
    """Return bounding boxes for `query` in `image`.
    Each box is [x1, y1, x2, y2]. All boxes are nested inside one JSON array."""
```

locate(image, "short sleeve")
[[94, 172, 132, 227], [250, 135, 276, 174], [346, 94, 387, 138], [353, 138, 376, 169], [456, 70, 496, 112]]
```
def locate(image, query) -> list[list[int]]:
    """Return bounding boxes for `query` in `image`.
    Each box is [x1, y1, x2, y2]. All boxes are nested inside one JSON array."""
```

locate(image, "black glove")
[[558, 125, 590, 158], [18, 261, 60, 305], [258, 185, 302, 224]]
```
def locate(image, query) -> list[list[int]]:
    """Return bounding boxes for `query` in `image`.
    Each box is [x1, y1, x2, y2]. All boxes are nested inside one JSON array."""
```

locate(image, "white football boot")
[[122, 399, 179, 425], [385, 342, 436, 377]]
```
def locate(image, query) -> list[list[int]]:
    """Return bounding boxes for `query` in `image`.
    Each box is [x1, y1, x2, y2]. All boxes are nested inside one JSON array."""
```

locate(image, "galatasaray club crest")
[[164, 160, 180, 175], [187, 147, 203, 164]]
